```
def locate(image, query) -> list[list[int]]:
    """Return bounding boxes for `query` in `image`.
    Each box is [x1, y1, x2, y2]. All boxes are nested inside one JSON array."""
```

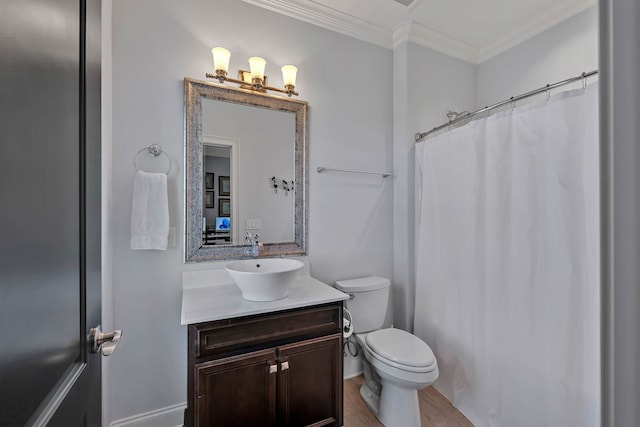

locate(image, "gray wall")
[[477, 7, 598, 106], [393, 43, 477, 332], [102, 1, 602, 425], [106, 0, 393, 424]]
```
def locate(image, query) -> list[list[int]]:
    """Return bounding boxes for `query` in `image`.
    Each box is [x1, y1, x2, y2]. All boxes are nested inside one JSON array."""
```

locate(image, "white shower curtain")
[[414, 83, 600, 426]]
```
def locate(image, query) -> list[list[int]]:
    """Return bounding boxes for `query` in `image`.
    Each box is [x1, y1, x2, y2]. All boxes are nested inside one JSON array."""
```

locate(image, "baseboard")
[[344, 370, 363, 380], [109, 402, 187, 427]]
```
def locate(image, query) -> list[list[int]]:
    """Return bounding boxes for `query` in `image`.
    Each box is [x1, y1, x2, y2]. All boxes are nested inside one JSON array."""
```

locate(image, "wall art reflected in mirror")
[[184, 78, 308, 262]]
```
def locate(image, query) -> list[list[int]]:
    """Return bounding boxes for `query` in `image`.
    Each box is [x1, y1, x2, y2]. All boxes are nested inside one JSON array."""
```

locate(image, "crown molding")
[[400, 22, 479, 64], [478, 0, 597, 63], [243, 0, 596, 65], [392, 21, 412, 48], [242, 0, 392, 49]]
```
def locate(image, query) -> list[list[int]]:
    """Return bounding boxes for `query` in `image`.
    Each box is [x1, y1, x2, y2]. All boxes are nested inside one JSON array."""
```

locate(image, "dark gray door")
[[0, 0, 102, 425]]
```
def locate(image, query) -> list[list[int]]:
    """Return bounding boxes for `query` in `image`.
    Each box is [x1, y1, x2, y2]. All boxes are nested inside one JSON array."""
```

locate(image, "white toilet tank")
[[335, 276, 390, 333]]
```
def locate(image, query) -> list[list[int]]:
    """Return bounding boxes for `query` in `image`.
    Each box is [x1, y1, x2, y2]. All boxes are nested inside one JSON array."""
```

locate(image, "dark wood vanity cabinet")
[[185, 302, 344, 427]]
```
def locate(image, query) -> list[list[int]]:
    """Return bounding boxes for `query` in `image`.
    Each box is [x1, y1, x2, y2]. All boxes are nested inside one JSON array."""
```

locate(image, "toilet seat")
[[364, 328, 437, 373]]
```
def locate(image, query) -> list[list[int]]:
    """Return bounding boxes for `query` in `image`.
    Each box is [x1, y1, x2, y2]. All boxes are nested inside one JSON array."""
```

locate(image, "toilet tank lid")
[[335, 276, 390, 292]]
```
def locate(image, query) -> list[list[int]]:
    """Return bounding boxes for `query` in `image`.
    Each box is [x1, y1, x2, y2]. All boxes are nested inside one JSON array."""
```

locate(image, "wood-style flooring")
[[343, 375, 473, 427]]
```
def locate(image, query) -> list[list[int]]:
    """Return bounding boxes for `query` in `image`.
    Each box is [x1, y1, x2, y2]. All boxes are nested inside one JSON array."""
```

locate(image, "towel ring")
[[133, 144, 172, 175]]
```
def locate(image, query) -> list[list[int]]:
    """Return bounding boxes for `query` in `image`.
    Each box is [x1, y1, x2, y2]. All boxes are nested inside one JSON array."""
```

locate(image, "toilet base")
[[359, 383, 380, 417], [378, 381, 421, 427], [360, 381, 421, 427]]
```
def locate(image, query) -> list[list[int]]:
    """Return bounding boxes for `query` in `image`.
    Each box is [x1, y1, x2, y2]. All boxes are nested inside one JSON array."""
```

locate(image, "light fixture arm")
[[205, 71, 299, 97]]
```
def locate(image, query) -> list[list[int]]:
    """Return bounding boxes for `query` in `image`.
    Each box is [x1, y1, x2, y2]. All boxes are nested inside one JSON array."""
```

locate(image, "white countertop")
[[181, 265, 349, 325]]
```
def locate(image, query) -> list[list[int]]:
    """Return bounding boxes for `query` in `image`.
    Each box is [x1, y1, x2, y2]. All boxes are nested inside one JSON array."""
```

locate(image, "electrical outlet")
[[246, 219, 261, 230]]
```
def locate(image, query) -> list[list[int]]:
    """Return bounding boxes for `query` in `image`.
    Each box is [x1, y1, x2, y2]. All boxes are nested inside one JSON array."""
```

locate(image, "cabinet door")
[[196, 348, 277, 427], [278, 334, 343, 427]]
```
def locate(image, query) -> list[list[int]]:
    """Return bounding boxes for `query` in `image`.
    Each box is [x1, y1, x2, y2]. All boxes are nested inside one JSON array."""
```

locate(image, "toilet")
[[336, 276, 438, 427]]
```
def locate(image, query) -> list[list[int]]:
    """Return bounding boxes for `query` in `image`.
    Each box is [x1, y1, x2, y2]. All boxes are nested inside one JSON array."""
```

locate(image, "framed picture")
[[205, 173, 214, 189], [219, 176, 230, 196], [218, 198, 230, 217], [205, 191, 214, 208]]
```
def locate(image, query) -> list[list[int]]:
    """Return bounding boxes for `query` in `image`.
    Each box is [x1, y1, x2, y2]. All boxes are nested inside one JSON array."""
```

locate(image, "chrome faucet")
[[245, 232, 263, 257]]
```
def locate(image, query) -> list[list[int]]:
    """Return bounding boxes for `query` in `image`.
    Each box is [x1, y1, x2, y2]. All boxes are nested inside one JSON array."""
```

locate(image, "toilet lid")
[[365, 328, 436, 369]]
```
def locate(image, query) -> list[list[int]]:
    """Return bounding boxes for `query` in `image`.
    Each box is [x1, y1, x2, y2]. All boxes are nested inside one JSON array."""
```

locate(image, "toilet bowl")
[[357, 329, 439, 427], [336, 277, 439, 427]]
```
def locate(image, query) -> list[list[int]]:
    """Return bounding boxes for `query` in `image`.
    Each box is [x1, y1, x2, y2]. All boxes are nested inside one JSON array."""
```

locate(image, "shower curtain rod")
[[414, 69, 598, 143]]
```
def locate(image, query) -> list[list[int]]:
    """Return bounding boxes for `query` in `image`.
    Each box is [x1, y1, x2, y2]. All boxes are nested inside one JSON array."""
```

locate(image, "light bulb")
[[281, 65, 297, 88], [211, 47, 231, 75], [248, 57, 266, 83]]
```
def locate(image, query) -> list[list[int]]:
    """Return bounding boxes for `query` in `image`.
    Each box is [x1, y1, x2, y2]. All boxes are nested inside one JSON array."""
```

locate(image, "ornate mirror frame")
[[183, 78, 308, 262]]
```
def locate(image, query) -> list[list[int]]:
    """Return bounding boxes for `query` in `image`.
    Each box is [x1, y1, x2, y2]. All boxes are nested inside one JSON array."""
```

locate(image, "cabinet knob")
[[281, 361, 289, 371], [269, 364, 277, 374]]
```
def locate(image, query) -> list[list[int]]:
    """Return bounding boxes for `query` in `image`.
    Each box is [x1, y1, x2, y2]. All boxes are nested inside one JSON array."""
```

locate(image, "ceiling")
[[242, 0, 596, 63]]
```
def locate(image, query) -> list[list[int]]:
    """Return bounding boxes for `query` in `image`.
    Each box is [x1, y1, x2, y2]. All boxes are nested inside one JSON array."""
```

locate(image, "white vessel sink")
[[225, 259, 304, 301]]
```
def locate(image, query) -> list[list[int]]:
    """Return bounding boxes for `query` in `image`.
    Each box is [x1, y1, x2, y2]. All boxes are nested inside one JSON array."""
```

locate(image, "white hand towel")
[[131, 171, 169, 250]]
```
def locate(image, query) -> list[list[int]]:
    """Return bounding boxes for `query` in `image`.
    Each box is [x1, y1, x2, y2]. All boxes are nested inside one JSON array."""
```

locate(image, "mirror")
[[184, 78, 308, 262]]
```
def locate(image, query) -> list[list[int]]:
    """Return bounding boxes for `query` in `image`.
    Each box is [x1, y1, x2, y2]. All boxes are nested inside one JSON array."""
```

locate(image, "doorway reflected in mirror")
[[202, 141, 235, 245]]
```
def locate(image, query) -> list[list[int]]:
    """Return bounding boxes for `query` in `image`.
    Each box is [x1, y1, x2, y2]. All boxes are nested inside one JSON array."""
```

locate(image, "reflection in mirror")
[[202, 99, 295, 246], [184, 78, 308, 262], [202, 140, 237, 246]]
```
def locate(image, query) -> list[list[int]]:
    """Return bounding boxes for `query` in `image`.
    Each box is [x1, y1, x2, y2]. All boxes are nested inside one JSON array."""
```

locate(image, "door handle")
[[281, 361, 289, 371], [89, 325, 122, 356], [269, 364, 277, 374]]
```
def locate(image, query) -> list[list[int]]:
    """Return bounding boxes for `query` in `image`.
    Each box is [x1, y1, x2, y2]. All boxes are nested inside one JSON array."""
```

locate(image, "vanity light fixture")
[[206, 47, 299, 97]]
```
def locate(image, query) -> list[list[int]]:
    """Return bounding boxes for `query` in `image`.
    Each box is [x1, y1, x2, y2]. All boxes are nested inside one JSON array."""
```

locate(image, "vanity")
[[181, 266, 349, 426]]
